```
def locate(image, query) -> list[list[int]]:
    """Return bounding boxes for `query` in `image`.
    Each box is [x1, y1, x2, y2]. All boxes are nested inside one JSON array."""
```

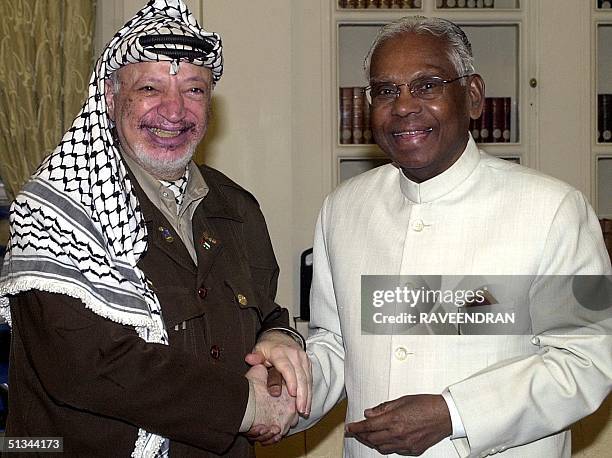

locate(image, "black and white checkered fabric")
[[0, 1, 222, 456], [160, 167, 190, 210]]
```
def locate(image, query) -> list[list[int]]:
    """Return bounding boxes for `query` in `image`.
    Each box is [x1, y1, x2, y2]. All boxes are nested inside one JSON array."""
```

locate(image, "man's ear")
[[104, 79, 116, 122], [467, 74, 485, 120]]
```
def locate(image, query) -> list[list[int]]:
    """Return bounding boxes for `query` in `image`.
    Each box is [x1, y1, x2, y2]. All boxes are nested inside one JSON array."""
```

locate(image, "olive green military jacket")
[[6, 165, 292, 457]]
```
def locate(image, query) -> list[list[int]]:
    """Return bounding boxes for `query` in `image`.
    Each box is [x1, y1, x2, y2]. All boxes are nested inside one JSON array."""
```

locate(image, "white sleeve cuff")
[[442, 389, 467, 439], [239, 379, 255, 433]]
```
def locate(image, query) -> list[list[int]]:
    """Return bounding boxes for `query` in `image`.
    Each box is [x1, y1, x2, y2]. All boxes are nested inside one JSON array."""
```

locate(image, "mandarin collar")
[[398, 134, 480, 203]]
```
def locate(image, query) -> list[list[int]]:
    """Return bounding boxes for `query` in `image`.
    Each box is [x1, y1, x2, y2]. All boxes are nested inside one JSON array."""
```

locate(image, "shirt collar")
[[398, 134, 480, 203], [121, 154, 209, 215]]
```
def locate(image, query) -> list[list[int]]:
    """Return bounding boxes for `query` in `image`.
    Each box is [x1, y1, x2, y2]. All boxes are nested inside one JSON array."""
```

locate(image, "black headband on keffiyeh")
[[0, 1, 222, 456]]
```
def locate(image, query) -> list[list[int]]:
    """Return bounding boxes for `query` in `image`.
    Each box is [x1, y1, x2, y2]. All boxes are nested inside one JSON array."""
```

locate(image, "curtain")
[[0, 0, 96, 200]]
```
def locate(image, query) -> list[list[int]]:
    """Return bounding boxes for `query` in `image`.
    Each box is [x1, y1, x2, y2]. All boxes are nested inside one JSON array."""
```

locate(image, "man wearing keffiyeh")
[[0, 1, 310, 456]]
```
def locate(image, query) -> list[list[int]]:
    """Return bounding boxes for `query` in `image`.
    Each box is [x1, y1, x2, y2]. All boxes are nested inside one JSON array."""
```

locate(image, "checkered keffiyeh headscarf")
[[0, 0, 222, 456]]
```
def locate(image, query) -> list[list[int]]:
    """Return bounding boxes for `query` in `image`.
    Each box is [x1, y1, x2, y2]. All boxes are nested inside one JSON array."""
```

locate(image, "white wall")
[[198, 0, 296, 312]]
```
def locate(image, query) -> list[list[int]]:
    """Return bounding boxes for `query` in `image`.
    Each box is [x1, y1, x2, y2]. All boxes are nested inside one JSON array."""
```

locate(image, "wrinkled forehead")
[[370, 32, 454, 77]]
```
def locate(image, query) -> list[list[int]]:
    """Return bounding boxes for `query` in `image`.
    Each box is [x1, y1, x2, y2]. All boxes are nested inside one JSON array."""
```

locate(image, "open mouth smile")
[[393, 128, 433, 137], [148, 127, 184, 138]]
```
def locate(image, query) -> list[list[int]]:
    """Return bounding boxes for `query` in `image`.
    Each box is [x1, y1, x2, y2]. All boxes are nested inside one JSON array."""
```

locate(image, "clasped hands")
[[243, 331, 312, 444]]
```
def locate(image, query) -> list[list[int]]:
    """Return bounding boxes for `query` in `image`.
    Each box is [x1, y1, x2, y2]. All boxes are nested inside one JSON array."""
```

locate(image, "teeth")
[[150, 128, 181, 138], [394, 128, 432, 136]]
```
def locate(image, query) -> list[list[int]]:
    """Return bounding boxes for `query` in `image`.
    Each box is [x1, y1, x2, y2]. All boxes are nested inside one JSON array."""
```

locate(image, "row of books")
[[338, 0, 495, 8], [339, 0, 421, 8], [470, 97, 513, 143], [436, 0, 495, 7], [600, 219, 612, 261], [340, 87, 373, 144], [597, 94, 612, 142]]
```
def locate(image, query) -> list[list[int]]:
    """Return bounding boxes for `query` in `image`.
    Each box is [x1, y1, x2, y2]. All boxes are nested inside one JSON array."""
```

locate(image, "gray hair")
[[109, 70, 121, 94], [364, 16, 475, 83]]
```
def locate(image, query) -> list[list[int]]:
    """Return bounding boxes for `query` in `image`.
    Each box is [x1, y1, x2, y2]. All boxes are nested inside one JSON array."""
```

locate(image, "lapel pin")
[[201, 231, 219, 250], [158, 226, 174, 243]]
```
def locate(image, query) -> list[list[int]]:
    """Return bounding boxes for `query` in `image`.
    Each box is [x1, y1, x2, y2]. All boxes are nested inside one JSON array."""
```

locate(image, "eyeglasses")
[[363, 74, 472, 105]]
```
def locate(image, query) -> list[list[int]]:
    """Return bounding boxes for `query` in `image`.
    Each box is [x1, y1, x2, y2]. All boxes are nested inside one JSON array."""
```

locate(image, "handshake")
[[242, 331, 312, 445]]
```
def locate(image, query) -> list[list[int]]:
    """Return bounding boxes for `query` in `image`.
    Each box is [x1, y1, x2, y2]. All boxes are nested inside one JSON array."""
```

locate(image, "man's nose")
[[391, 85, 421, 117], [158, 88, 185, 122]]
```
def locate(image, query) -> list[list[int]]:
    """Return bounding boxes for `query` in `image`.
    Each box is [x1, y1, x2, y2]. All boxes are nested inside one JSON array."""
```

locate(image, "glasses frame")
[[363, 74, 473, 105]]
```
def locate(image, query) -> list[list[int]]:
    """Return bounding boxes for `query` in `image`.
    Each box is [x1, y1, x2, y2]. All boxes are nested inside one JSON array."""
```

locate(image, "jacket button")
[[237, 294, 248, 306], [394, 346, 409, 361], [198, 287, 208, 299], [210, 345, 221, 360]]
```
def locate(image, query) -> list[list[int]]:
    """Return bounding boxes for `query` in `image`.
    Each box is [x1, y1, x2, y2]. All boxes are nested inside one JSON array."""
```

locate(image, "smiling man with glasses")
[[364, 22, 484, 184], [278, 15, 612, 458]]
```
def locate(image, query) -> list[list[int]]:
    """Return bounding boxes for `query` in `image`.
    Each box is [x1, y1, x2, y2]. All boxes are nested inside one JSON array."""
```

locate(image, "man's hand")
[[345, 394, 452, 456], [244, 364, 299, 445], [245, 330, 312, 416]]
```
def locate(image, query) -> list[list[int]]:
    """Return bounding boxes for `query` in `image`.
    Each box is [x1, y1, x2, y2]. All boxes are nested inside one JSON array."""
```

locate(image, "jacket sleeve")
[[10, 289, 249, 454], [448, 190, 612, 457], [291, 197, 347, 433]]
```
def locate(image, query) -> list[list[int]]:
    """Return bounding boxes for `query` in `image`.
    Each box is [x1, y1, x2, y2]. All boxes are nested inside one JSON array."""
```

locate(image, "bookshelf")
[[332, 0, 527, 183], [595, 4, 612, 219]]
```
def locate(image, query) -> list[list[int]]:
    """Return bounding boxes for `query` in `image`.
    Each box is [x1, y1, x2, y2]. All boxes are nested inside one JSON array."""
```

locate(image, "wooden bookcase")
[[595, 3, 612, 218]]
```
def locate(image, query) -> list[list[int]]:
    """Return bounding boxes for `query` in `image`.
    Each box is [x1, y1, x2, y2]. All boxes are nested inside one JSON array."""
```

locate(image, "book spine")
[[363, 89, 373, 144], [469, 117, 480, 142], [352, 87, 365, 144], [480, 98, 493, 143], [491, 97, 504, 143], [602, 94, 612, 143], [340, 87, 353, 144], [503, 97, 512, 143], [598, 94, 603, 143]]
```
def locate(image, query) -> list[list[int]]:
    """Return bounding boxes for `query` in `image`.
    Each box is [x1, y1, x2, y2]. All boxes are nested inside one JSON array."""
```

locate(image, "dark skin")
[[369, 32, 484, 182], [253, 32, 485, 453], [343, 31, 484, 455]]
